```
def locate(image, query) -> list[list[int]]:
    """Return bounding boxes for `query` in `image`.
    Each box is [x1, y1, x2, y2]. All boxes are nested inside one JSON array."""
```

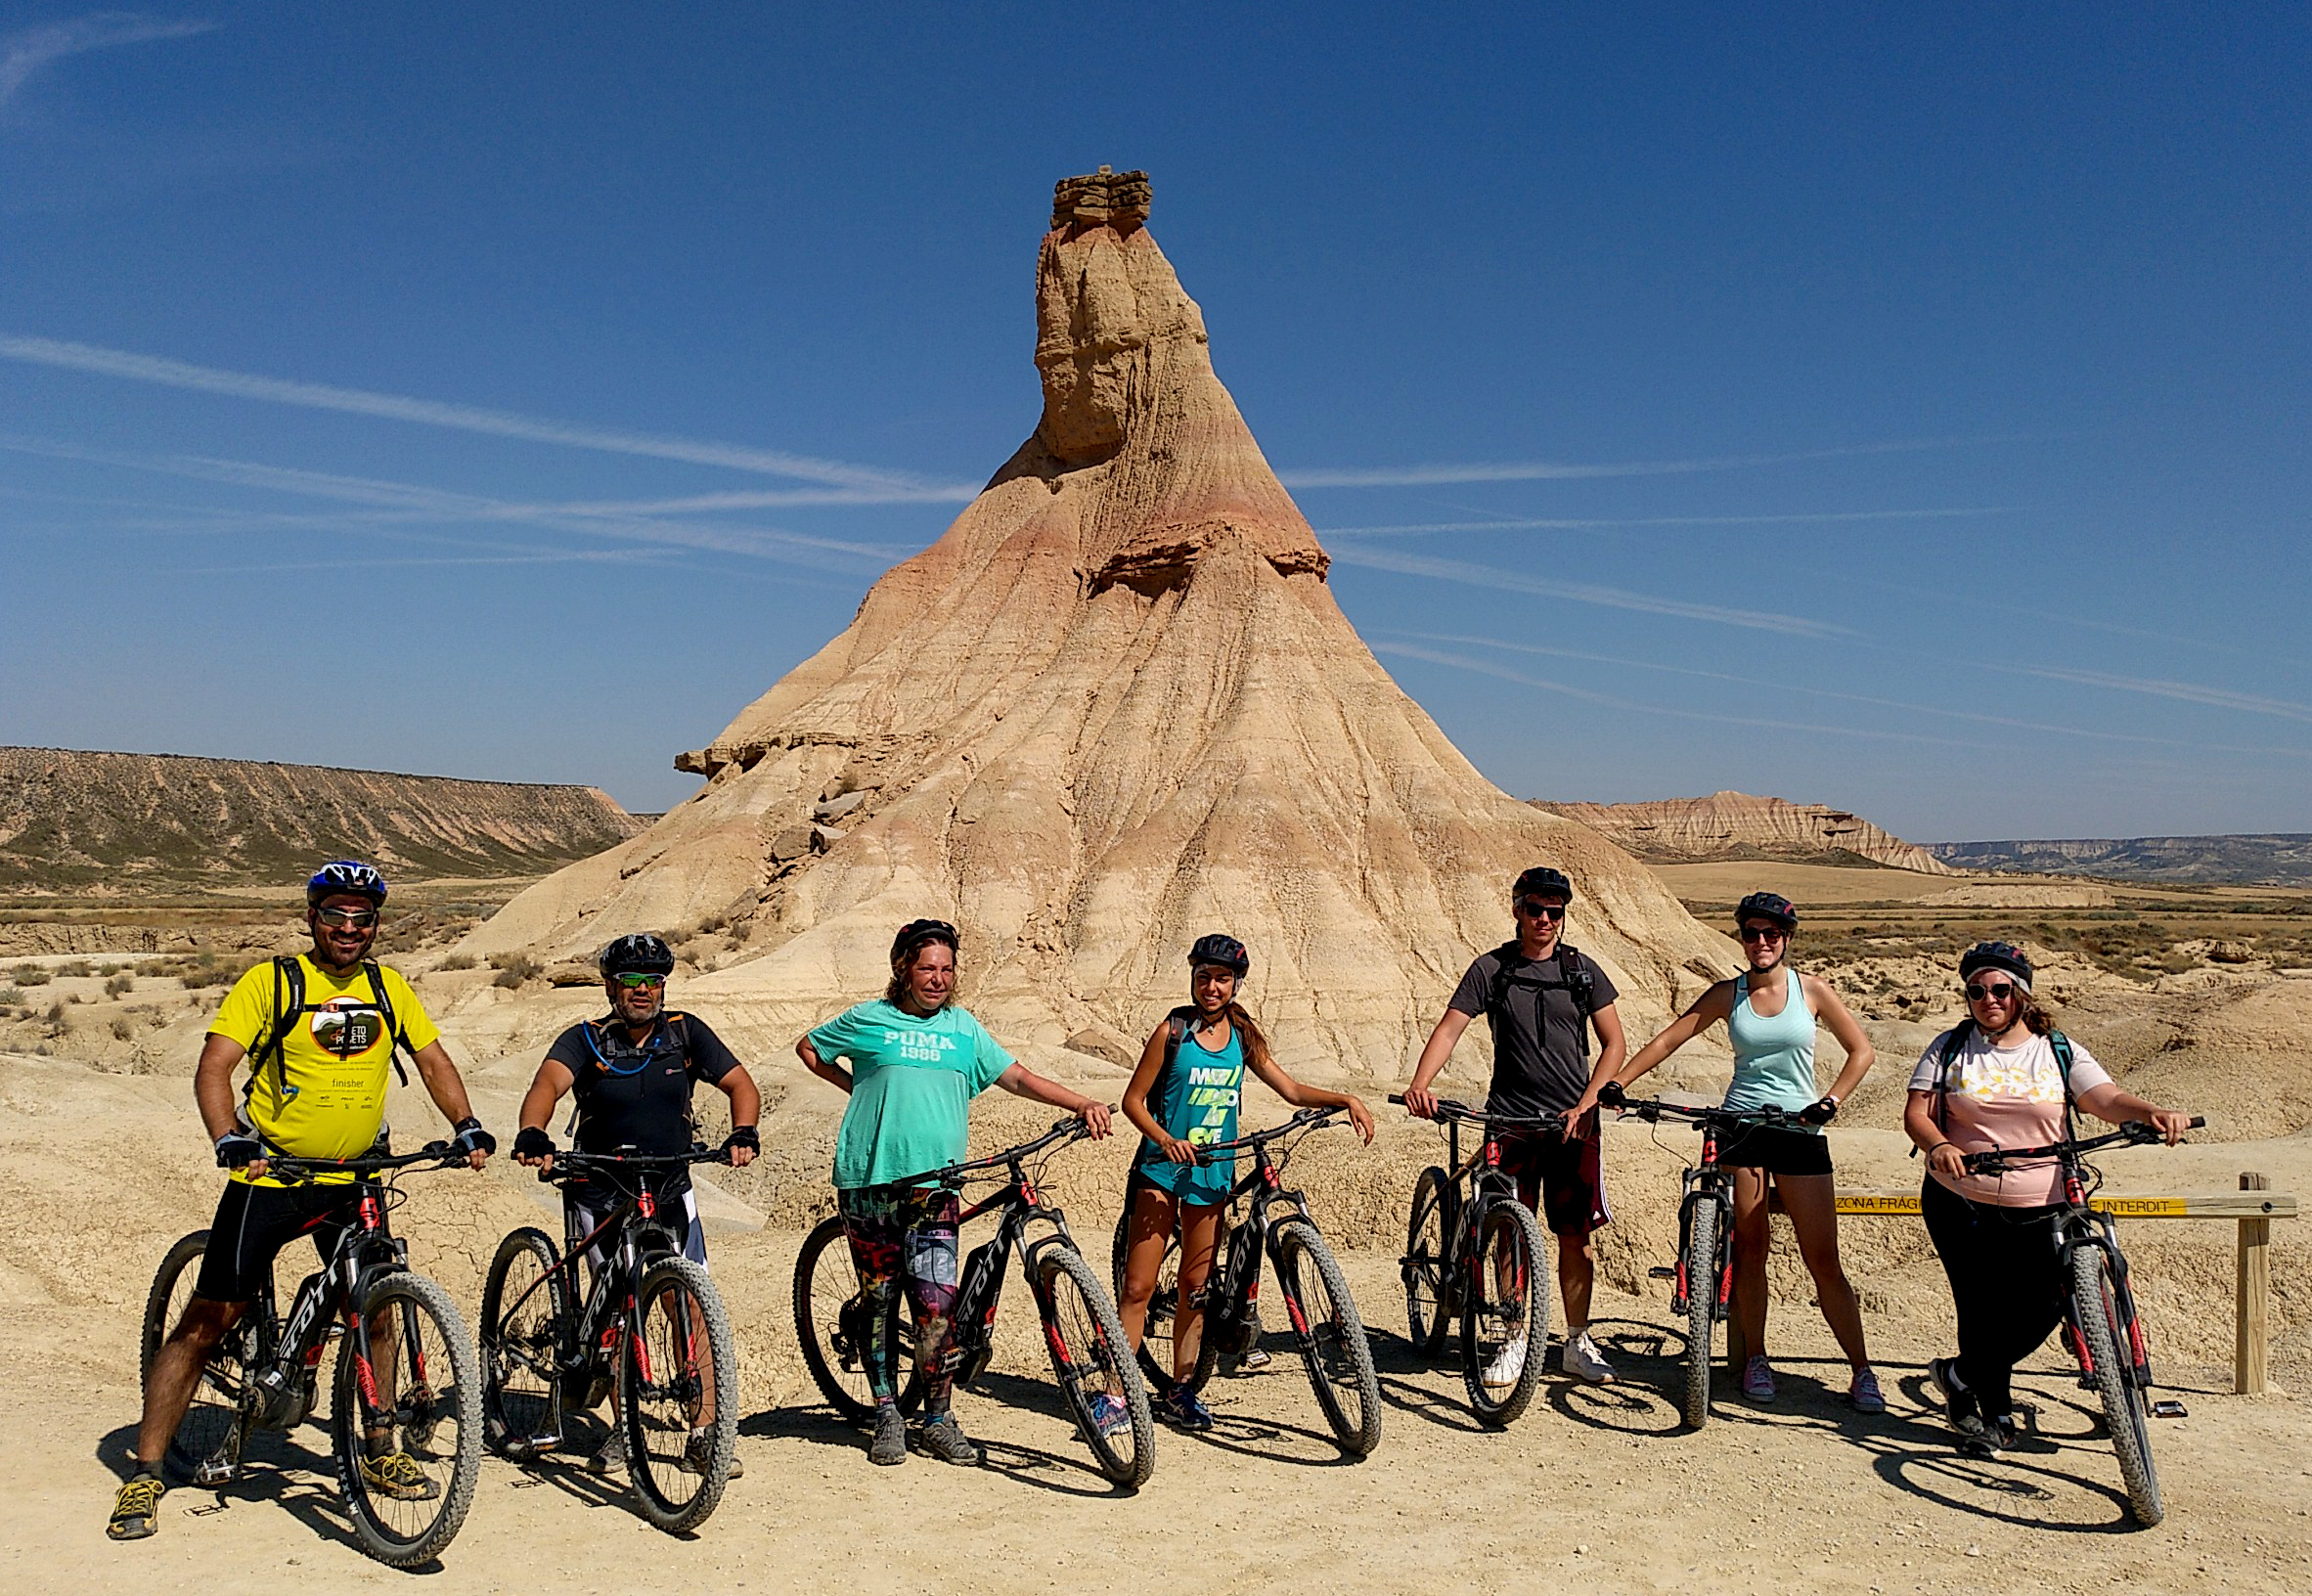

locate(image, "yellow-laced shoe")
[[357, 1451, 440, 1501], [107, 1476, 166, 1541]]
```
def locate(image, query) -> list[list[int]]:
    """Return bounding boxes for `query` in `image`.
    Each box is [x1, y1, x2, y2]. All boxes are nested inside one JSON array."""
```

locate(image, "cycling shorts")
[[1715, 1123, 1833, 1177], [193, 1178, 375, 1303], [1493, 1118, 1611, 1238], [564, 1185, 706, 1270]]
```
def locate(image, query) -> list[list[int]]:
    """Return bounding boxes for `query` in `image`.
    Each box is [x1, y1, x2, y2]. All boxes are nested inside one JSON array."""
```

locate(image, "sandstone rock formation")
[[0, 747, 644, 896], [1534, 791, 1955, 875], [463, 170, 1733, 1074]]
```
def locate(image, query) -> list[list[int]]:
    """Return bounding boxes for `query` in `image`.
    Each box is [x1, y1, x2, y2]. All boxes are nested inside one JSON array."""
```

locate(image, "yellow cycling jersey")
[[209, 953, 441, 1185]]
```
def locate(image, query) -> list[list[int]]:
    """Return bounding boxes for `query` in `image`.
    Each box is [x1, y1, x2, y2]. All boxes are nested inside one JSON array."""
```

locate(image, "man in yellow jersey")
[[108, 861, 495, 1541]]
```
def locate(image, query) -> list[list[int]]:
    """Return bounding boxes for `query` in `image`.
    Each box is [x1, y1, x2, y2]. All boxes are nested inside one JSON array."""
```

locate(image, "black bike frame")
[[934, 1124, 1092, 1387], [1170, 1108, 1342, 1348], [1410, 1101, 1558, 1311]]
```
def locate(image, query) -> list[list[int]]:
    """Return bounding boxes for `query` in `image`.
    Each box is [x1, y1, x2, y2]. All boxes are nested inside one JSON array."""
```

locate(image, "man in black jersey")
[[1400, 866, 1627, 1384], [511, 932, 760, 1474]]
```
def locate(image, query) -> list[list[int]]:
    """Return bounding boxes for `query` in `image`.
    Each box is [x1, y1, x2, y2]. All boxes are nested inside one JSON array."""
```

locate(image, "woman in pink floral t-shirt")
[[1902, 942, 2194, 1453]]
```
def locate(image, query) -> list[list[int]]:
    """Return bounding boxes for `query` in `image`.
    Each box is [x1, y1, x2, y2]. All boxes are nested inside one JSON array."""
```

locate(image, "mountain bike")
[[140, 1143, 484, 1568], [793, 1118, 1157, 1487], [1107, 1106, 1382, 1455], [1596, 1083, 1804, 1429], [1391, 1094, 1553, 1426], [477, 1146, 739, 1533], [1960, 1115, 2203, 1528]]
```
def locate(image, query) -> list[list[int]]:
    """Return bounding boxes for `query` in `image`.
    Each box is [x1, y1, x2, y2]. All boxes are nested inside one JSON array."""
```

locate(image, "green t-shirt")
[[809, 1000, 1015, 1189]]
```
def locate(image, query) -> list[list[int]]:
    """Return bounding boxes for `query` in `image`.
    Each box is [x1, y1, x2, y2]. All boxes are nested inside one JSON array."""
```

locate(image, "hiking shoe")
[[912, 1415, 982, 1466], [1741, 1354, 1777, 1402], [1087, 1393, 1134, 1438], [107, 1476, 164, 1541], [1848, 1367, 1887, 1414], [1158, 1384, 1215, 1432], [1564, 1330, 1617, 1385], [1979, 1410, 2019, 1452], [677, 1432, 735, 1477], [1482, 1330, 1530, 1389], [1221, 1347, 1272, 1374], [587, 1427, 628, 1476], [868, 1404, 907, 1467], [1929, 1357, 1980, 1426], [357, 1451, 440, 1501]]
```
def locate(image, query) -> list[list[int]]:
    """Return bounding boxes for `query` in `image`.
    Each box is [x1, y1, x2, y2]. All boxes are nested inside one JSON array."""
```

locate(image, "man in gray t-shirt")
[[1401, 866, 1627, 1384]]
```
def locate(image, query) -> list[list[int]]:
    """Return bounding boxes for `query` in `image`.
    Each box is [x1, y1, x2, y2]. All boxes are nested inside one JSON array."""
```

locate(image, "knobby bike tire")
[[1109, 1201, 1225, 1396], [478, 1226, 566, 1461], [792, 1214, 923, 1422], [142, 1228, 255, 1483], [621, 1256, 739, 1533], [1034, 1245, 1157, 1488], [330, 1271, 482, 1569], [1402, 1167, 1456, 1356], [1272, 1219, 1382, 1456], [1459, 1197, 1550, 1427], [1682, 1197, 1720, 1431], [2070, 1246, 2163, 1527]]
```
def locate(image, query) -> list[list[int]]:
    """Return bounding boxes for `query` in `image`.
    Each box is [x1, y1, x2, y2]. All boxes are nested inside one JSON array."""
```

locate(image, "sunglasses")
[[1965, 982, 2019, 1002], [1737, 925, 1788, 943], [613, 973, 665, 990], [1516, 901, 1567, 920], [314, 907, 379, 929]]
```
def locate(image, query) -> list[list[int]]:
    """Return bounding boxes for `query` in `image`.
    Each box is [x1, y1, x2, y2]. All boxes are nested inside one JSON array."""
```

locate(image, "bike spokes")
[[333, 1275, 480, 1567]]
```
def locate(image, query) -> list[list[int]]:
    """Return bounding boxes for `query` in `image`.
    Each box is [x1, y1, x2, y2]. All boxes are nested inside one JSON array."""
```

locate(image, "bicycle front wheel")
[[1035, 1245, 1156, 1488], [478, 1226, 566, 1461], [1681, 1197, 1720, 1430], [331, 1271, 482, 1569], [2070, 1246, 2162, 1527], [143, 1229, 254, 1483], [1460, 1197, 1549, 1427], [1273, 1219, 1382, 1456], [621, 1256, 738, 1533], [1402, 1166, 1456, 1356], [792, 1215, 922, 1421]]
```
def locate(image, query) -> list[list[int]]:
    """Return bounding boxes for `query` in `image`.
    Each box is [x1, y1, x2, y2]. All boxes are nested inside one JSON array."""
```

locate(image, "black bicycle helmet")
[[1186, 932, 1250, 977], [306, 860, 388, 908], [598, 932, 676, 978], [1512, 865, 1575, 903], [1734, 891, 1799, 931], [1959, 940, 2033, 990], [890, 918, 959, 964]]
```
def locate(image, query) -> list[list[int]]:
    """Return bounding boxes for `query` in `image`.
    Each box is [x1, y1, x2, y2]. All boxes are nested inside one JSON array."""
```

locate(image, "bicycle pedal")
[[2150, 1399, 2188, 1419], [1648, 1265, 1677, 1280]]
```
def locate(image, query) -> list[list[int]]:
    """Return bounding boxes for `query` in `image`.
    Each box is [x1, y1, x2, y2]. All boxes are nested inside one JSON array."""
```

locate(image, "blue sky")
[[2, 4, 2306, 841]]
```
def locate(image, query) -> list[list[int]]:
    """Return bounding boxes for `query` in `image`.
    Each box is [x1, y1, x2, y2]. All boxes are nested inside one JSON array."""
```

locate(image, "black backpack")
[[563, 1011, 699, 1141], [243, 955, 415, 1116], [1922, 1018, 2082, 1144], [1482, 941, 1600, 1057]]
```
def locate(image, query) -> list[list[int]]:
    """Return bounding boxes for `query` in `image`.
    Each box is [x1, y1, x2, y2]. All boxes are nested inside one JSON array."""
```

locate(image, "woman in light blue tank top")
[[1573, 891, 1885, 1413], [1114, 934, 1375, 1430]]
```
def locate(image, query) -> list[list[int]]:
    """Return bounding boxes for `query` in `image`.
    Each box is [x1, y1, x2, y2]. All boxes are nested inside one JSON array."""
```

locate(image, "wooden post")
[[2237, 1172, 2271, 1396]]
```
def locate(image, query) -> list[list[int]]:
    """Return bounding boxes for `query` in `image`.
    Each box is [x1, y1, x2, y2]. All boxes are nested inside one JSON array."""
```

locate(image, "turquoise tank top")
[[1722, 969, 1821, 1130], [1134, 1016, 1243, 1203]]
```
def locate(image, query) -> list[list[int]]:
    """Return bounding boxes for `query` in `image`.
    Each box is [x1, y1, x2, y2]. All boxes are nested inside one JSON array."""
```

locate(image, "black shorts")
[[193, 1179, 374, 1303], [1493, 1118, 1611, 1238], [563, 1179, 707, 1269], [1716, 1123, 1833, 1178]]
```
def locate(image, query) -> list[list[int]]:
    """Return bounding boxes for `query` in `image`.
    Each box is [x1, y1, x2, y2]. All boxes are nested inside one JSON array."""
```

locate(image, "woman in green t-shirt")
[[797, 918, 1111, 1468]]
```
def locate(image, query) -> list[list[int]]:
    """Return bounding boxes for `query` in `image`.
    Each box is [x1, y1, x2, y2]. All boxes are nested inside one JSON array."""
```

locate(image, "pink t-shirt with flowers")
[[1908, 1028, 2112, 1207]]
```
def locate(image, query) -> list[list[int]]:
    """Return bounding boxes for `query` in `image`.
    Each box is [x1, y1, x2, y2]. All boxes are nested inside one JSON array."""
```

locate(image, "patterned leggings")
[[837, 1183, 962, 1408]]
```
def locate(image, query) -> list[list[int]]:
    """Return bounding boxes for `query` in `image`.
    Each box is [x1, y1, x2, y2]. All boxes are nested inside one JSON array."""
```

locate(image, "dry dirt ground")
[[2, 1048, 2307, 1596]]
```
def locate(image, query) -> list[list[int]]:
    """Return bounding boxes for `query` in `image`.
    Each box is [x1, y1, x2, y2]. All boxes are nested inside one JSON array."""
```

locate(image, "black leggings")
[[1921, 1175, 2066, 1417]]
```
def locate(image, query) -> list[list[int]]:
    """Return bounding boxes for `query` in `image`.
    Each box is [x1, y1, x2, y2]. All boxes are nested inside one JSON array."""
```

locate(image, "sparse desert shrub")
[[45, 1001, 67, 1029], [56, 959, 93, 978], [490, 953, 540, 989], [12, 964, 52, 987], [105, 974, 134, 998], [2155, 948, 2201, 975], [0, 989, 20, 1007], [111, 1017, 135, 1041], [436, 953, 477, 971]]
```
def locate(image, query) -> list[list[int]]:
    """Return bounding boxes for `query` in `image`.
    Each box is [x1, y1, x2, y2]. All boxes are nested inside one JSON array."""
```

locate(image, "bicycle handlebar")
[[541, 1144, 733, 1183], [1960, 1116, 2205, 1174], [1389, 1092, 1569, 1134], [1179, 1104, 1345, 1160], [1595, 1090, 1804, 1131], [261, 1140, 467, 1183], [927, 1112, 1109, 1184]]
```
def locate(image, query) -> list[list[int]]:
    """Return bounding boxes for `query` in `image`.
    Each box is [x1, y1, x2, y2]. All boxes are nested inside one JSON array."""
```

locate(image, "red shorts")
[[1492, 1117, 1611, 1238]]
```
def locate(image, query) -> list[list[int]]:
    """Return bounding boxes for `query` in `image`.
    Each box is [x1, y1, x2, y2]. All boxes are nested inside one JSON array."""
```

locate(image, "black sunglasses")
[[1965, 981, 2020, 1002], [1516, 900, 1566, 920], [1737, 925, 1788, 943]]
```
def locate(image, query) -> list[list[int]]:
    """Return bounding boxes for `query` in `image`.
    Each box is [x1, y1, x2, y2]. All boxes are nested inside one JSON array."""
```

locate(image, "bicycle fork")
[[1664, 1179, 1732, 1322]]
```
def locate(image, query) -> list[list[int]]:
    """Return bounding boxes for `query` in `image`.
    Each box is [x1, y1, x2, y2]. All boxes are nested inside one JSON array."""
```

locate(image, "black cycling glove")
[[1800, 1096, 1840, 1127], [512, 1127, 556, 1161], [451, 1117, 497, 1158], [214, 1130, 263, 1169], [1596, 1081, 1626, 1109], [724, 1126, 760, 1156]]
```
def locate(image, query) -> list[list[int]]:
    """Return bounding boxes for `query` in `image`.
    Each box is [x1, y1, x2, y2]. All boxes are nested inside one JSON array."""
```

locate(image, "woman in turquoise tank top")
[[1115, 933, 1375, 1432], [1573, 892, 1884, 1413]]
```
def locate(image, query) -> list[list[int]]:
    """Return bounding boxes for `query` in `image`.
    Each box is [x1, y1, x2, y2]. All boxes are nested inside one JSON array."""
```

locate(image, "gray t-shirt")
[[1447, 945, 1619, 1117]]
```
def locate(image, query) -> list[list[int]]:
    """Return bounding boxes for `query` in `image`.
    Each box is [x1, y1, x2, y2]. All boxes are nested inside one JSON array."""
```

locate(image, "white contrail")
[[0, 14, 214, 111], [1319, 508, 2009, 536], [1998, 663, 2312, 726], [0, 333, 978, 495], [1279, 435, 2010, 489], [1330, 546, 1851, 639]]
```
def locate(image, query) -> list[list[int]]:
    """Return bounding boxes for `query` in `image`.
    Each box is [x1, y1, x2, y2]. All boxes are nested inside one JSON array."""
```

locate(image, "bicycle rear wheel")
[[142, 1229, 256, 1484], [2070, 1246, 2162, 1527], [478, 1226, 566, 1460], [1402, 1167, 1456, 1356], [331, 1271, 481, 1569], [1273, 1219, 1382, 1456], [792, 1214, 922, 1421], [1681, 1197, 1720, 1430], [1460, 1197, 1550, 1427], [621, 1257, 737, 1533], [1035, 1244, 1156, 1487]]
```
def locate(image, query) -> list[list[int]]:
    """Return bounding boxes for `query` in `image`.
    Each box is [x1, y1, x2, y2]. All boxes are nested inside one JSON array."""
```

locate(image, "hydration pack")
[[1482, 942, 1599, 1057], [243, 955, 414, 1118], [562, 1012, 698, 1141]]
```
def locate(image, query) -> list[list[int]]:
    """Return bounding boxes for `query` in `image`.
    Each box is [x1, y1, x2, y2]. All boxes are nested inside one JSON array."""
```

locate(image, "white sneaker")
[[1482, 1330, 1530, 1388], [1564, 1330, 1617, 1384]]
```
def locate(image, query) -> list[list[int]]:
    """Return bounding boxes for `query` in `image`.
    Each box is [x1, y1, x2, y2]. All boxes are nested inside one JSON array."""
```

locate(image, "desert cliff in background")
[[1534, 790, 1955, 875], [461, 168, 1733, 1072]]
